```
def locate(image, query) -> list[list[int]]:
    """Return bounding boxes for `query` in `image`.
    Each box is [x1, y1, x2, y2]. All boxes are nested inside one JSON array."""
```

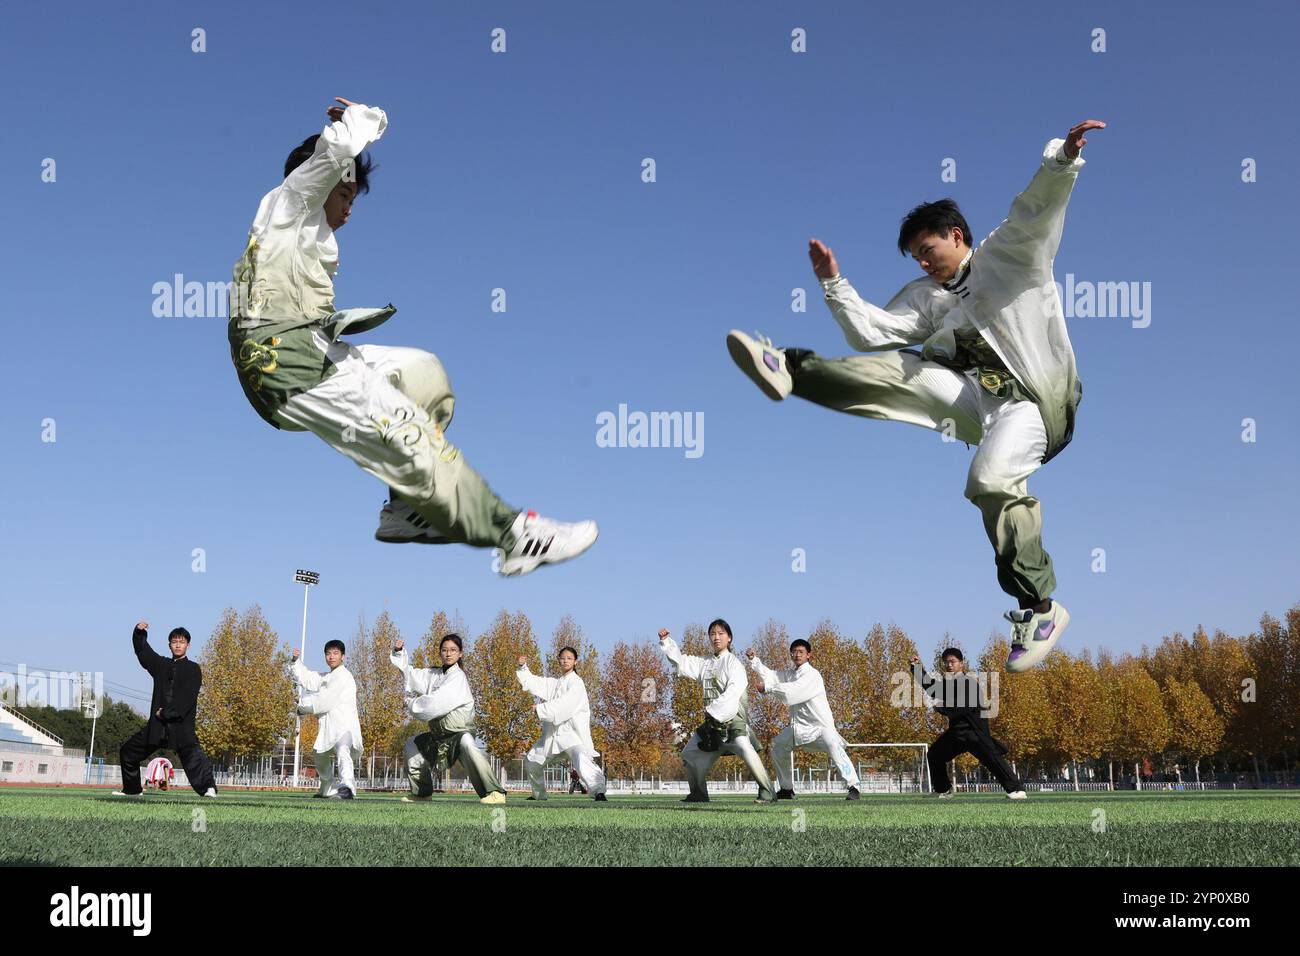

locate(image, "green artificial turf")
[[1, 788, 1297, 867]]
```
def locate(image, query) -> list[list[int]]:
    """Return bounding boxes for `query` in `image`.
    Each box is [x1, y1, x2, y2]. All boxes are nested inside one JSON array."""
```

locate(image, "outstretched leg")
[[788, 348, 983, 442]]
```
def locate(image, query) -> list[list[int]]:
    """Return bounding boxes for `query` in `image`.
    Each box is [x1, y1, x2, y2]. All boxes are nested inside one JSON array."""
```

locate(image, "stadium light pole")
[[291, 569, 320, 788], [80, 673, 101, 785]]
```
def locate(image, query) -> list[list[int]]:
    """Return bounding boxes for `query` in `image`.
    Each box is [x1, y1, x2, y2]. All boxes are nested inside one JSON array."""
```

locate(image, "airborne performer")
[[227, 97, 597, 577], [727, 121, 1105, 671]]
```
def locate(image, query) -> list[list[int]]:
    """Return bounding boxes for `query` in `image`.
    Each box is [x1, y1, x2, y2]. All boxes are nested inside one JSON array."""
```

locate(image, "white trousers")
[[681, 731, 775, 799], [770, 726, 860, 791], [315, 731, 357, 797], [525, 746, 607, 799], [275, 337, 517, 548]]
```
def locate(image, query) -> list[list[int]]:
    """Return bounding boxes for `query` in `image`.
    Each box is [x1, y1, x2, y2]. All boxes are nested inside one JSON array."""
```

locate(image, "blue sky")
[[3, 0, 1297, 710]]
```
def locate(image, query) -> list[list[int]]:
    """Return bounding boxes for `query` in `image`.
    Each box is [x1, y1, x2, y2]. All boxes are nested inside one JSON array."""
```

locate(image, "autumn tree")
[[1107, 656, 1170, 787], [351, 611, 408, 763], [1164, 676, 1224, 783], [1041, 652, 1113, 788], [598, 639, 673, 779], [196, 606, 294, 765], [466, 610, 540, 763]]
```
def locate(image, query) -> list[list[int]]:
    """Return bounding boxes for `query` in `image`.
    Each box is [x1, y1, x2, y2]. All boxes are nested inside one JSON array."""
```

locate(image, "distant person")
[[748, 639, 861, 801], [291, 640, 363, 800], [391, 635, 506, 804], [912, 649, 1025, 800], [659, 621, 775, 803], [114, 621, 217, 798], [516, 648, 607, 802]]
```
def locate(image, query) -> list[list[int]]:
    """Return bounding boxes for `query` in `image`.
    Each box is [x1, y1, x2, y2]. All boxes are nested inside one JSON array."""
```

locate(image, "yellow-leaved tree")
[[466, 610, 540, 763], [196, 606, 294, 766]]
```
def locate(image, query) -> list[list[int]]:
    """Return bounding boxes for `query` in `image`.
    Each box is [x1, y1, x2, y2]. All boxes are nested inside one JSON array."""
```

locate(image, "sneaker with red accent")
[[496, 510, 598, 577], [1005, 600, 1070, 672]]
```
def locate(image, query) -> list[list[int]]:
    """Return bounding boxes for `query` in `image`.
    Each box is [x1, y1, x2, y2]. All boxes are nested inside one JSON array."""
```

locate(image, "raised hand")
[[135, 620, 148, 632], [658, 628, 670, 642], [808, 239, 840, 280], [327, 97, 359, 122], [746, 648, 756, 660], [1063, 119, 1106, 160], [291, 647, 301, 661], [394, 639, 405, 652], [517, 655, 529, 669]]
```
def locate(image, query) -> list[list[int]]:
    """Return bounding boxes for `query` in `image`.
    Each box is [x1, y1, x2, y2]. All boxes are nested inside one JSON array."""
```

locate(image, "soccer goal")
[[788, 743, 930, 794]]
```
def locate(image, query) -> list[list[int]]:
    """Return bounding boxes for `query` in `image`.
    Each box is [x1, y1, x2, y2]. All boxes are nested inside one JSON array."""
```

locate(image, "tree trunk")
[[1135, 760, 1141, 790], [1108, 760, 1114, 791]]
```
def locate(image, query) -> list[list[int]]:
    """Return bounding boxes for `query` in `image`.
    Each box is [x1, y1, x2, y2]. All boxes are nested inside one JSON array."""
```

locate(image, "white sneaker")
[[1007, 790, 1028, 800], [726, 330, 792, 401], [401, 794, 432, 803], [110, 790, 142, 798], [203, 788, 218, 798], [496, 510, 598, 577], [1005, 600, 1071, 672], [930, 790, 955, 799], [374, 498, 451, 544], [480, 791, 507, 804]]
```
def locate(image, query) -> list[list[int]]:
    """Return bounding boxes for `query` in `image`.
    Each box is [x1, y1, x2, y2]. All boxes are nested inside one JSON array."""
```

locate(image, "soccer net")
[[789, 743, 930, 794]]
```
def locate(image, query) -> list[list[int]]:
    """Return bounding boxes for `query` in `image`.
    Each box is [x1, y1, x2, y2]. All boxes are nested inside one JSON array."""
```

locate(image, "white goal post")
[[787, 742, 930, 794]]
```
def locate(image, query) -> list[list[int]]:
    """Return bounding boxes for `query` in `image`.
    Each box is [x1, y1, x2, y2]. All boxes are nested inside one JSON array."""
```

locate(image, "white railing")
[[0, 703, 64, 745]]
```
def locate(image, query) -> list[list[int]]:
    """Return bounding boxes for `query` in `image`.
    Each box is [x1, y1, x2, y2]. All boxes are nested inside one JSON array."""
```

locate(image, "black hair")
[[941, 647, 964, 662], [558, 646, 579, 659], [706, 619, 733, 647], [283, 135, 375, 195], [790, 639, 812, 654], [168, 627, 191, 644], [897, 199, 972, 255], [324, 640, 346, 655], [440, 634, 464, 653]]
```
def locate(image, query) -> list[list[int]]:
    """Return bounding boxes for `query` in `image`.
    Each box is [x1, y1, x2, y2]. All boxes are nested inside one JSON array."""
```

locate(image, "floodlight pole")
[[291, 569, 320, 788], [81, 673, 100, 785]]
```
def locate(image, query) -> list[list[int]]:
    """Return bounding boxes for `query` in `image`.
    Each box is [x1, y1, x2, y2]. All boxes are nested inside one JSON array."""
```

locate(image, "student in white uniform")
[[516, 648, 607, 801], [291, 640, 363, 800], [391, 635, 506, 804], [747, 639, 861, 801], [727, 120, 1107, 672], [227, 96, 597, 577], [659, 620, 776, 803]]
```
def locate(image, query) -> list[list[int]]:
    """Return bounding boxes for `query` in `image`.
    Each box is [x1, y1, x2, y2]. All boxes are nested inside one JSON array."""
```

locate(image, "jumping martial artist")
[[728, 120, 1106, 671], [228, 96, 597, 577], [515, 648, 607, 802], [114, 621, 218, 797], [391, 635, 506, 805], [659, 621, 776, 803], [747, 639, 861, 801], [912, 649, 1026, 799], [291, 640, 363, 800]]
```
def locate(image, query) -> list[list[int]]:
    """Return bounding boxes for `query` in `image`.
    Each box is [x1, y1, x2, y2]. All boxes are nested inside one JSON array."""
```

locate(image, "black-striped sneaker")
[[374, 498, 451, 544], [496, 510, 598, 577]]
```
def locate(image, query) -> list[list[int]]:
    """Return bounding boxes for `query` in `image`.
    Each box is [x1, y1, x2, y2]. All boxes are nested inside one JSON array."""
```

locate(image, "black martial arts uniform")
[[118, 625, 217, 795], [916, 664, 1023, 794]]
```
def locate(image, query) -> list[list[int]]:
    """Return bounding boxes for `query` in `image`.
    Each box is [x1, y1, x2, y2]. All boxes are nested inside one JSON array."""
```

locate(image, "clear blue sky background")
[[3, 1, 1297, 711]]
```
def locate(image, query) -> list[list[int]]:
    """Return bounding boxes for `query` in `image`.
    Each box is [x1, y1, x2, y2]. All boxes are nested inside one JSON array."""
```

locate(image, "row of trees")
[[181, 601, 1300, 785]]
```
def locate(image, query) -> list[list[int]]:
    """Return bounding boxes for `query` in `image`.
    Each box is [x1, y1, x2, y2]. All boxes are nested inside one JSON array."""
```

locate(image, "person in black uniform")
[[912, 648, 1026, 800], [113, 620, 218, 797]]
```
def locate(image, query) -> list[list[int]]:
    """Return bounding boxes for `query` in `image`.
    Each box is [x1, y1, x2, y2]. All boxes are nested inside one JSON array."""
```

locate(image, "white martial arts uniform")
[[515, 665, 606, 799], [390, 650, 505, 799], [291, 659, 363, 797], [660, 638, 775, 800], [229, 103, 519, 549], [749, 656, 860, 791]]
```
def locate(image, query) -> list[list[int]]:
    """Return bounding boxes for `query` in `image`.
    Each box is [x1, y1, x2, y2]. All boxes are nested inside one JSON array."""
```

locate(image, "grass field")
[[2, 787, 1299, 866]]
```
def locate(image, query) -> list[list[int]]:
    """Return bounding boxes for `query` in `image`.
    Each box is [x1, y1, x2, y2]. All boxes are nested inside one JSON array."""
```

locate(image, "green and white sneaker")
[[727, 330, 792, 401], [1005, 600, 1071, 673]]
